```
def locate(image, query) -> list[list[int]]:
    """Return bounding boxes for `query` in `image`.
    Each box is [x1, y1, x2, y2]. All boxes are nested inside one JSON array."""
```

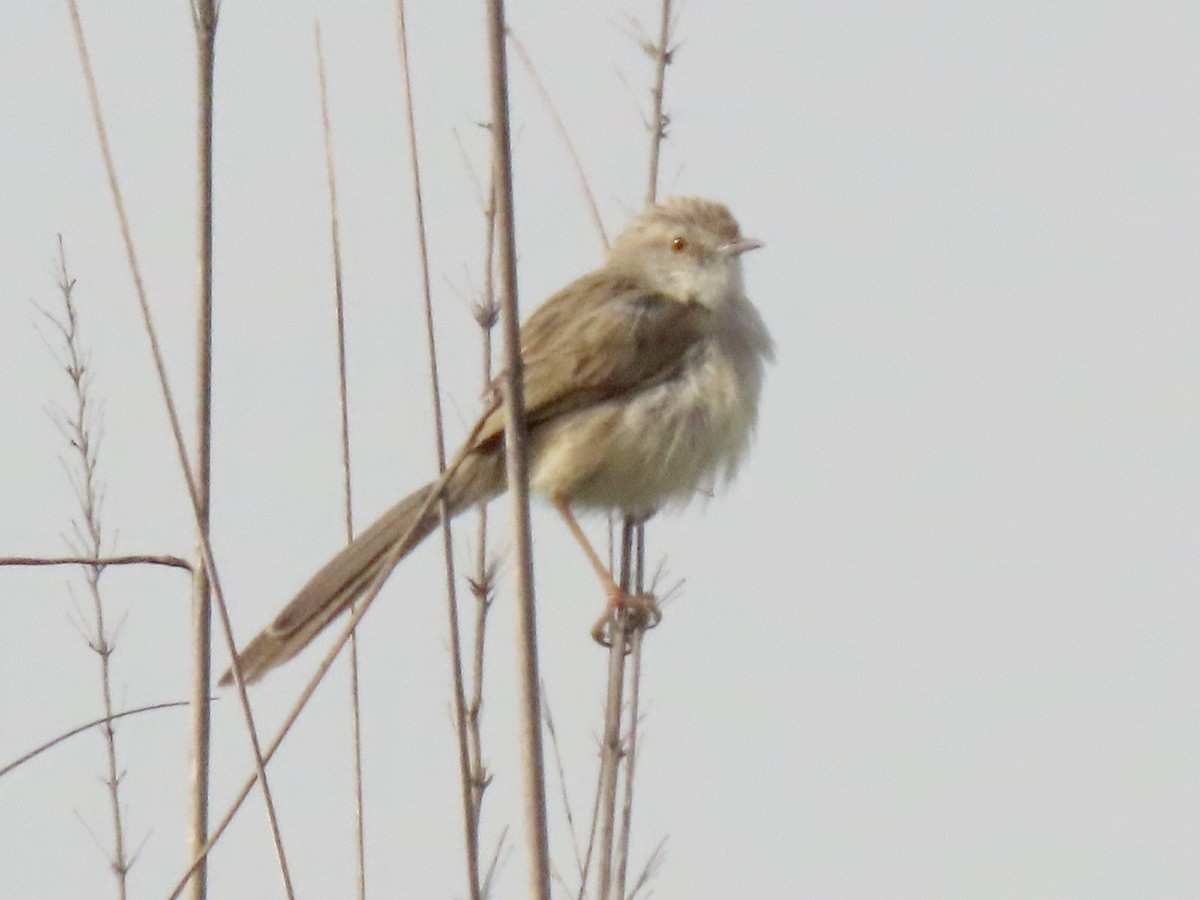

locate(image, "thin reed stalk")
[[47, 238, 130, 899], [484, 1, 551, 896], [644, 0, 674, 207], [314, 24, 368, 898], [1, 701, 191, 780], [506, 29, 609, 252], [394, 3, 482, 897], [0, 554, 190, 570], [187, 4, 217, 895], [466, 169, 501, 870], [594, 523, 635, 900], [613, 530, 649, 897]]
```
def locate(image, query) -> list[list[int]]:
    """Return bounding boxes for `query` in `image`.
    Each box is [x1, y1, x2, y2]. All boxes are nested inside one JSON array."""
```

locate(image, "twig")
[[314, 24, 368, 898], [48, 237, 130, 898], [465, 150, 500, 863], [542, 695, 586, 888], [613, 627, 644, 896], [595, 523, 634, 900], [625, 835, 667, 900], [481, 825, 511, 899], [644, 0, 674, 206], [0, 554, 190, 570], [577, 744, 605, 900], [394, 3, 482, 897], [1, 701, 191, 779], [188, 4, 219, 896], [485, 2, 551, 896], [506, 29, 608, 251]]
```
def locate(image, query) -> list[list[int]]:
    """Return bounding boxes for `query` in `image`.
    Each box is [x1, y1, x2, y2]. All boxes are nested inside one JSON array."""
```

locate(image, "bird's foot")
[[591, 586, 662, 646]]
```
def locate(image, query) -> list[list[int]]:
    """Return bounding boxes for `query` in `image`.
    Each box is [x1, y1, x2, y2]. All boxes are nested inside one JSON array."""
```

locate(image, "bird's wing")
[[475, 270, 714, 449]]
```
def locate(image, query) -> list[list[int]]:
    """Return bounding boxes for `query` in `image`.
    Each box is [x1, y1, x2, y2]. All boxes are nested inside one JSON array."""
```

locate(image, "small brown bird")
[[222, 197, 773, 685]]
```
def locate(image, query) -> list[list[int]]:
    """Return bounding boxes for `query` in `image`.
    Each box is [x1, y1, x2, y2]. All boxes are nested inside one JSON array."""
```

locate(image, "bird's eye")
[[671, 236, 687, 253]]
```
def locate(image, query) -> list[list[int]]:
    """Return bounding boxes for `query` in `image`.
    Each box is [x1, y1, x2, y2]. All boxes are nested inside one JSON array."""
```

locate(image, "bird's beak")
[[719, 238, 764, 257]]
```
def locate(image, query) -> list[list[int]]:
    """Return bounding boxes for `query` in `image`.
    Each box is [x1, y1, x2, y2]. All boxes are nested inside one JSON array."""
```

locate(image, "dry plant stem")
[[466, 561, 494, 821], [0, 554, 190, 570], [314, 25, 367, 899], [542, 697, 587, 888], [595, 523, 634, 900], [577, 751, 606, 900], [644, 0, 673, 206], [51, 241, 129, 897], [467, 183, 499, 835], [506, 29, 609, 251], [485, 1, 551, 896], [394, 4, 482, 897], [594, 636, 630, 900], [482, 825, 510, 898], [80, 396, 130, 898], [1, 701, 190, 779], [189, 5, 217, 897], [613, 572, 647, 898], [624, 835, 667, 900], [167, 405, 497, 899], [607, 526, 648, 899], [67, 4, 293, 897]]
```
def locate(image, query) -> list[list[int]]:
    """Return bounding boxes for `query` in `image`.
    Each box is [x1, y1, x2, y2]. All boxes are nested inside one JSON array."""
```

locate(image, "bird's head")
[[609, 197, 763, 308]]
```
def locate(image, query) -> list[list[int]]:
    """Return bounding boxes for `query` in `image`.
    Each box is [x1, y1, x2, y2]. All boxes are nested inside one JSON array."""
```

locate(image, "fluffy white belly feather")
[[529, 319, 768, 515]]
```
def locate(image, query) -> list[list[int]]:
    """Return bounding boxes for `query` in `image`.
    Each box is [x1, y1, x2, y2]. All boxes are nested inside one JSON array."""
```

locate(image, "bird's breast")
[[529, 320, 768, 515]]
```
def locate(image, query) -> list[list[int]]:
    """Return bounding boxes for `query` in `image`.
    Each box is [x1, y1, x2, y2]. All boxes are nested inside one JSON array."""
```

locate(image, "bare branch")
[[507, 28, 609, 251], [486, 1, 551, 896], [644, 0, 675, 205], [543, 693, 587, 888], [0, 701, 192, 779], [41, 237, 131, 898], [625, 835, 668, 900], [395, 2, 482, 896], [315, 23, 368, 897], [0, 555, 191, 571]]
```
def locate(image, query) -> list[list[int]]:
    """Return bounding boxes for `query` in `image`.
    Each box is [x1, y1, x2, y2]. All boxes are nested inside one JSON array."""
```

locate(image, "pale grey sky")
[[2, 2, 1198, 898]]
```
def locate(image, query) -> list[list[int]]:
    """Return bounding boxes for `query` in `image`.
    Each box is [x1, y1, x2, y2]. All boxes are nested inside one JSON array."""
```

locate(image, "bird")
[[221, 196, 773, 686]]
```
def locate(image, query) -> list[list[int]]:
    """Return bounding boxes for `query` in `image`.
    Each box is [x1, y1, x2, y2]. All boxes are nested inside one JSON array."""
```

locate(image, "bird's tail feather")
[[220, 450, 503, 685]]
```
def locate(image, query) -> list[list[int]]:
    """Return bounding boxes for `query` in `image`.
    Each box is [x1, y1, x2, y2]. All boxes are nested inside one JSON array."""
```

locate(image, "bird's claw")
[[591, 589, 662, 647]]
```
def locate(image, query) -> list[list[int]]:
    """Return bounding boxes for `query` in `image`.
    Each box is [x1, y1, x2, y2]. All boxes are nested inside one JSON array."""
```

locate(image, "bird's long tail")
[[220, 449, 504, 685]]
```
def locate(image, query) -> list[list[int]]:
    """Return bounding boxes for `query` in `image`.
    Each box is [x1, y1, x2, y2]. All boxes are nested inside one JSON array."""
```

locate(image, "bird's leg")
[[552, 496, 661, 644]]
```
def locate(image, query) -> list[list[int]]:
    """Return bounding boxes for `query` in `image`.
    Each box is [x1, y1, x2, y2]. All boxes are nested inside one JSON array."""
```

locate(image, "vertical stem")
[[466, 175, 499, 848], [484, 3, 551, 897], [505, 31, 608, 252], [188, 4, 217, 896], [89, 563, 128, 900], [314, 24, 368, 898], [613, 529, 647, 898], [55, 242, 130, 899], [645, 0, 673, 207], [595, 636, 627, 900], [596, 522, 633, 899], [394, 3, 481, 897]]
